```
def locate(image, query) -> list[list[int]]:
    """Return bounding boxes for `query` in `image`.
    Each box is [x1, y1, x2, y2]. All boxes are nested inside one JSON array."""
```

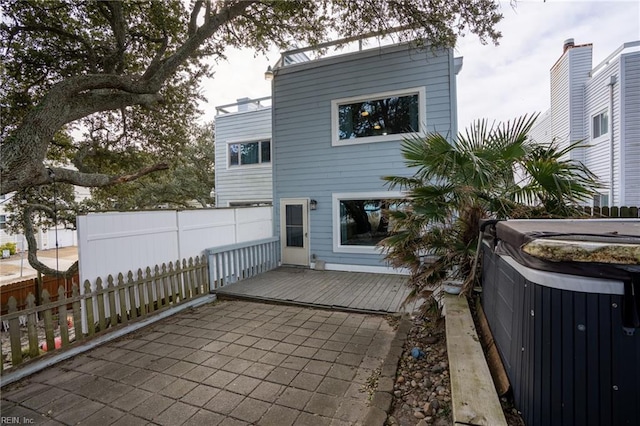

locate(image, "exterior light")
[[310, 199, 318, 210], [373, 124, 381, 130], [264, 65, 274, 81], [361, 111, 369, 117]]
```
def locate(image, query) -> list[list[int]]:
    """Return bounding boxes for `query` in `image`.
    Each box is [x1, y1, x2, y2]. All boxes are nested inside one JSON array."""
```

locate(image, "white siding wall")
[[568, 47, 593, 164], [77, 207, 272, 286], [214, 108, 273, 207], [622, 52, 640, 205], [550, 45, 592, 161], [529, 109, 552, 144], [550, 54, 571, 152], [584, 59, 621, 204]]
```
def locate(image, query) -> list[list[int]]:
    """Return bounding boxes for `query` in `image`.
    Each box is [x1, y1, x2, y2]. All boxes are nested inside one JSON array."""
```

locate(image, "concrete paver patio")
[[1, 299, 398, 425]]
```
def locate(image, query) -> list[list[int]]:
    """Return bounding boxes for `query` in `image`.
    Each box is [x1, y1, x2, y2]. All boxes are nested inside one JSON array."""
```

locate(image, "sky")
[[200, 0, 640, 131]]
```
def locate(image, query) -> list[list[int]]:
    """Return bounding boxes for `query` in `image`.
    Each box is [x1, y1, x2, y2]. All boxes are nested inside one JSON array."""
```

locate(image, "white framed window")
[[0, 214, 6, 230], [331, 87, 426, 146], [332, 191, 406, 254], [593, 193, 609, 208], [592, 110, 608, 139], [228, 139, 271, 168]]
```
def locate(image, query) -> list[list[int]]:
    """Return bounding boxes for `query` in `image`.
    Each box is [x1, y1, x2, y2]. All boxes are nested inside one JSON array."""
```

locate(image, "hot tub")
[[481, 219, 639, 426]]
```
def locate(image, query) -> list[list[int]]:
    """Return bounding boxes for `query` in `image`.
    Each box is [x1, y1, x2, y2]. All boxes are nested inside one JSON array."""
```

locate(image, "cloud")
[[455, 0, 640, 129], [201, 1, 640, 131]]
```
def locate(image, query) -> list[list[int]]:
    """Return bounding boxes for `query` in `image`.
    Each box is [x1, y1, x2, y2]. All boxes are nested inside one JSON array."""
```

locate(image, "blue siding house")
[[214, 38, 462, 273], [271, 41, 462, 272]]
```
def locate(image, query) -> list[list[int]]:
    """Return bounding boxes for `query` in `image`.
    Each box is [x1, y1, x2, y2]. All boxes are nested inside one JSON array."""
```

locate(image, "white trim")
[[332, 191, 405, 254], [226, 138, 272, 169], [498, 253, 624, 295], [313, 261, 410, 275], [331, 87, 426, 147], [280, 198, 310, 266]]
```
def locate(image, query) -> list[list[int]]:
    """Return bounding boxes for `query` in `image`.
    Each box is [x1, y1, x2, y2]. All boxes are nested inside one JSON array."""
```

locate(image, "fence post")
[[107, 276, 117, 328], [127, 271, 137, 321], [58, 286, 69, 347], [72, 284, 83, 342], [84, 281, 95, 336], [26, 293, 39, 357], [42, 290, 55, 352], [118, 273, 128, 326], [7, 297, 22, 367]]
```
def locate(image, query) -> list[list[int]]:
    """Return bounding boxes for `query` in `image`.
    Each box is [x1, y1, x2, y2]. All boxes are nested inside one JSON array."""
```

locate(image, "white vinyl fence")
[[77, 207, 273, 288]]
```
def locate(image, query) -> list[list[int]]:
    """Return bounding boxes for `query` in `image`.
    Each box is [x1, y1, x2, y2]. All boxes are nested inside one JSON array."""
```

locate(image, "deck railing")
[[0, 256, 208, 374], [206, 237, 280, 289]]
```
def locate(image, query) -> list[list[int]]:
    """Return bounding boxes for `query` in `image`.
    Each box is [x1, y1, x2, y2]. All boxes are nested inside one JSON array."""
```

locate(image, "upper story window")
[[229, 140, 271, 167], [592, 110, 608, 139], [0, 214, 6, 230], [331, 88, 425, 146]]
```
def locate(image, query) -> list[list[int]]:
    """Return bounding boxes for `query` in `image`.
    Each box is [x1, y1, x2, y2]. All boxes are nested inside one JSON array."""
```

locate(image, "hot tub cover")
[[489, 219, 640, 328]]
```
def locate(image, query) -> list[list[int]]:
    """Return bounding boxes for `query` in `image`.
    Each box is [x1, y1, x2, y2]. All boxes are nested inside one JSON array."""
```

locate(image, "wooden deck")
[[213, 267, 420, 314]]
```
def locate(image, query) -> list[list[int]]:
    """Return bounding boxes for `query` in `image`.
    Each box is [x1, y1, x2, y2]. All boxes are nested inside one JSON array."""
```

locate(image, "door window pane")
[[285, 205, 304, 247]]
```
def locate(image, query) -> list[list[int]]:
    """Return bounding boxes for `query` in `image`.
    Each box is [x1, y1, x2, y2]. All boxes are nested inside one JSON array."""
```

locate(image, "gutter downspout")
[[608, 75, 617, 205]]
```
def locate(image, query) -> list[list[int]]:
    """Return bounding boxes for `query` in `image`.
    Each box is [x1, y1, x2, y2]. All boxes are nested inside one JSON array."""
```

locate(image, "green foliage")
[[381, 114, 602, 302], [1, 242, 17, 255], [85, 121, 216, 209]]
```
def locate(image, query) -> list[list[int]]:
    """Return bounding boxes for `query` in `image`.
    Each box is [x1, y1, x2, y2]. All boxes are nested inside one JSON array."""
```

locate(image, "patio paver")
[[1, 300, 399, 425]]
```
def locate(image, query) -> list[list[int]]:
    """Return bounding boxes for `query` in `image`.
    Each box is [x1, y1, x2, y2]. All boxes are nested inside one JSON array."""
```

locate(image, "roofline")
[[590, 40, 640, 76], [550, 42, 593, 71]]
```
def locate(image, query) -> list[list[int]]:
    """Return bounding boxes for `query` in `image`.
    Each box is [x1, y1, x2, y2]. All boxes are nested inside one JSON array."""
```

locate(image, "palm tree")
[[380, 114, 601, 303]]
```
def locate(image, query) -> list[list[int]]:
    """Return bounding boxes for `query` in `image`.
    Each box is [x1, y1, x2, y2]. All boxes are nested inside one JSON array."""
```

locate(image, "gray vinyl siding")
[[214, 108, 272, 206], [273, 43, 456, 268], [622, 52, 640, 205], [584, 58, 621, 204], [550, 46, 592, 162], [568, 47, 592, 164]]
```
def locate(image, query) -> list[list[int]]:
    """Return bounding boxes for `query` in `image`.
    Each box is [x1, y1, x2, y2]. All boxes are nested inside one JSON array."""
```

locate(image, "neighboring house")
[[0, 184, 90, 250], [531, 39, 640, 207], [215, 36, 462, 273], [214, 97, 273, 207]]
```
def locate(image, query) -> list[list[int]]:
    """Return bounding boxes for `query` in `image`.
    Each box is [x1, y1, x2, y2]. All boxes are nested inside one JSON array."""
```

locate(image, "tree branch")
[[189, 0, 204, 36], [22, 205, 78, 278], [48, 163, 169, 188]]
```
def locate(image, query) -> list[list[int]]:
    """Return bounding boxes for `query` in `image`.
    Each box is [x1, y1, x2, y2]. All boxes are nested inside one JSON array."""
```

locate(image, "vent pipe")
[[563, 38, 575, 53]]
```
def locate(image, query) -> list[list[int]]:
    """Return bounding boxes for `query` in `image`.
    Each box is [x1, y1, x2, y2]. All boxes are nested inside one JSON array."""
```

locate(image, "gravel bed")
[[386, 309, 452, 426]]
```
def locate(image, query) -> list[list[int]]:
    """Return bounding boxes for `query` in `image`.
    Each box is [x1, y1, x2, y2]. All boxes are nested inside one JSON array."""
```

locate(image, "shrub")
[[0, 242, 17, 255]]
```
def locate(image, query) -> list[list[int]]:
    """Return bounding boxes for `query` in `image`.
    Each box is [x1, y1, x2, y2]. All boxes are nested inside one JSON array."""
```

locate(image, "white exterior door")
[[280, 198, 309, 266]]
